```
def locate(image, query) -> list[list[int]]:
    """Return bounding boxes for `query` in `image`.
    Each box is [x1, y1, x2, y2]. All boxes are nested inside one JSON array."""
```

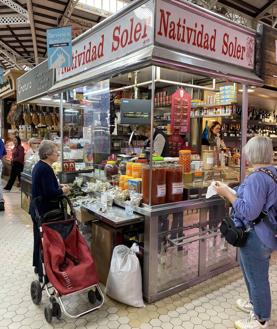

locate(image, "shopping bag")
[[42, 223, 98, 295], [106, 245, 144, 307]]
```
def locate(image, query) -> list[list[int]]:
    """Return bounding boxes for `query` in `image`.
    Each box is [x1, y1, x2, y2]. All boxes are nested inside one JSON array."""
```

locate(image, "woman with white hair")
[[25, 138, 40, 162], [30, 140, 70, 280], [215, 136, 277, 329]]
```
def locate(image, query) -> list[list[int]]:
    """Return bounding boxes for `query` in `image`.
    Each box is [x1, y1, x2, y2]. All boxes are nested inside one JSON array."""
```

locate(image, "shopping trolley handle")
[[31, 195, 76, 223]]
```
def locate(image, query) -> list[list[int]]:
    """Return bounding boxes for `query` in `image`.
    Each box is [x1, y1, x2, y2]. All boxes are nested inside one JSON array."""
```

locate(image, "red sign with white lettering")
[[155, 0, 255, 69], [56, 2, 153, 81]]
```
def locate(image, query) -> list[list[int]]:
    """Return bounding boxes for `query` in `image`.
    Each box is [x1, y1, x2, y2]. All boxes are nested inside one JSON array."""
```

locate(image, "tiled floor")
[[1, 189, 277, 329]]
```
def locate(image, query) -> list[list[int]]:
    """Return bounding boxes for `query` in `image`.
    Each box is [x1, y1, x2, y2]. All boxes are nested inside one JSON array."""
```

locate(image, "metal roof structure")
[[191, 0, 277, 29], [0, 0, 131, 70], [0, 0, 276, 71]]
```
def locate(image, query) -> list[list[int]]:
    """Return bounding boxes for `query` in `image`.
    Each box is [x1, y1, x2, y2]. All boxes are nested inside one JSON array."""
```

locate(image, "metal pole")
[[134, 71, 138, 99], [59, 93, 64, 177], [149, 66, 156, 205], [240, 84, 248, 181]]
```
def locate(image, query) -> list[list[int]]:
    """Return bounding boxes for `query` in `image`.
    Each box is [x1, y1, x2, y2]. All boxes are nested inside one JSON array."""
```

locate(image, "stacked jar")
[[142, 163, 166, 205], [166, 164, 183, 202], [104, 161, 118, 180], [179, 150, 191, 173]]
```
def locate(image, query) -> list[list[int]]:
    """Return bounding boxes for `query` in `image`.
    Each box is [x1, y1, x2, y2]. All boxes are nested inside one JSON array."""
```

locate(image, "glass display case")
[[59, 80, 110, 182]]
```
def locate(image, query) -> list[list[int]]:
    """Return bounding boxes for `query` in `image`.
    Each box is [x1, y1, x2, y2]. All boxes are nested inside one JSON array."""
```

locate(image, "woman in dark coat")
[[30, 140, 69, 279]]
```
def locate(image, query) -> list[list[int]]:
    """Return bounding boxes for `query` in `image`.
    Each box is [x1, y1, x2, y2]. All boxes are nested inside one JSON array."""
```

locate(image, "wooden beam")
[[218, 0, 256, 17], [256, 0, 277, 19], [32, 3, 64, 14], [59, 0, 79, 26], [7, 25, 31, 58], [26, 0, 38, 65]]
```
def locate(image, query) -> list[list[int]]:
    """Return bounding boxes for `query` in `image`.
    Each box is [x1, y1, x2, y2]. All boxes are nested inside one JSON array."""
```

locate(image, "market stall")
[[49, 0, 262, 302]]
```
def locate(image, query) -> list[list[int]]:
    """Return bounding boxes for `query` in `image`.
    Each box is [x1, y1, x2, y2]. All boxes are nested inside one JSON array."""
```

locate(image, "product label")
[[172, 182, 183, 195], [206, 157, 214, 165], [157, 184, 166, 197]]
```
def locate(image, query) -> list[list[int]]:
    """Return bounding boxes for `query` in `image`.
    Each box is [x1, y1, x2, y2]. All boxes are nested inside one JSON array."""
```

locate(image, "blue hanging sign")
[[47, 26, 72, 69], [0, 67, 4, 84]]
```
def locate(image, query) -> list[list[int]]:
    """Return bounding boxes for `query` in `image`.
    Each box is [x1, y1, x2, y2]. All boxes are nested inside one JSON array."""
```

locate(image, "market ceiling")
[[0, 0, 276, 71]]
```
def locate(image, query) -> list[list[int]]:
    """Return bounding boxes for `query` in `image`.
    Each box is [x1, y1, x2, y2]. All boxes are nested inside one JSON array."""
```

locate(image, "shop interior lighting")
[[54, 99, 66, 103], [238, 89, 255, 93], [83, 88, 110, 96], [65, 109, 79, 113], [40, 97, 52, 101]]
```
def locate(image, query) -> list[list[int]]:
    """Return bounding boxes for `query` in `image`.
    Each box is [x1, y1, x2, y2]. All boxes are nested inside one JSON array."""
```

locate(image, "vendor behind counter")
[[201, 121, 226, 150], [137, 125, 169, 157]]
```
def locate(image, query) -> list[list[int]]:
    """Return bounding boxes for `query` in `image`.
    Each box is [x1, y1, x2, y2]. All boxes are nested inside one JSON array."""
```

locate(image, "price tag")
[[157, 184, 166, 197], [172, 182, 183, 195]]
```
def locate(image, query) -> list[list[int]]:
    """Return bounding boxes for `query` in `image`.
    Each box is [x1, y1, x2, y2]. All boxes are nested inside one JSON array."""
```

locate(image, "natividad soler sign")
[[56, 0, 255, 82]]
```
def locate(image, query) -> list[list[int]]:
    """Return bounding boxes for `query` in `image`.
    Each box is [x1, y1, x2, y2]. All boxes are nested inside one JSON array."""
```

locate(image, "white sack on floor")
[[105, 245, 144, 308]]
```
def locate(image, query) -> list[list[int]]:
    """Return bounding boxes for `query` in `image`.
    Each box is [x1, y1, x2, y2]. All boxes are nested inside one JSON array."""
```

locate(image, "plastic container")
[[104, 161, 118, 180], [126, 162, 133, 176], [202, 150, 214, 170], [142, 164, 166, 205], [119, 161, 127, 175], [132, 163, 143, 179], [179, 150, 191, 173], [166, 165, 183, 203], [119, 175, 132, 190]]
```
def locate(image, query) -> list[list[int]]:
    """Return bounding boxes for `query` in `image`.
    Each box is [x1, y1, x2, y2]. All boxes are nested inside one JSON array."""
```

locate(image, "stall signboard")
[[17, 61, 54, 103], [47, 26, 72, 69], [155, 0, 255, 70], [56, 1, 153, 81], [0, 69, 23, 99]]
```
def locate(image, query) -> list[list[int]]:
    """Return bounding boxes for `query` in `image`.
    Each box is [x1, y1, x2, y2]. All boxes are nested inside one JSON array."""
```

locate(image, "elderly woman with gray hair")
[[25, 138, 40, 163], [215, 136, 277, 329], [30, 140, 70, 280]]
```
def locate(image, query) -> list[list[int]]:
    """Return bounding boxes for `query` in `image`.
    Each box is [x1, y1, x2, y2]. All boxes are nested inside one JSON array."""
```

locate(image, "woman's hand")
[[214, 181, 237, 204], [61, 184, 70, 195], [214, 181, 229, 198]]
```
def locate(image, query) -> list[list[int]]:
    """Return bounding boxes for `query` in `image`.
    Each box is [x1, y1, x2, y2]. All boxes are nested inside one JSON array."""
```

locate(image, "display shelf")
[[248, 120, 277, 126], [191, 102, 237, 109], [154, 106, 171, 110], [191, 114, 232, 118]]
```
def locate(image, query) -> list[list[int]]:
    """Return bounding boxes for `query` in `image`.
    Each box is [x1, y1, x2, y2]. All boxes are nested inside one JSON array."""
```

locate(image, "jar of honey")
[[142, 164, 166, 205], [179, 150, 191, 173], [166, 164, 183, 203]]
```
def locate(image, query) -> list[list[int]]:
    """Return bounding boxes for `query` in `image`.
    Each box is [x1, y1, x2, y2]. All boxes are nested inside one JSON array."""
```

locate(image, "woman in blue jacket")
[[215, 136, 277, 329]]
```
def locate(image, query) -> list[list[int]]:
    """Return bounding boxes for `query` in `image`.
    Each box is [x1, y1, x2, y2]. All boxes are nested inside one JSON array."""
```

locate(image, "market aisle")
[[1, 191, 277, 329]]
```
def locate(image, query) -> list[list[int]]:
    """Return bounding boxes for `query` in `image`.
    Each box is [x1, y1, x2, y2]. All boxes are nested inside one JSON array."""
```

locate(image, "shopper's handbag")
[[220, 217, 248, 247], [220, 167, 277, 247]]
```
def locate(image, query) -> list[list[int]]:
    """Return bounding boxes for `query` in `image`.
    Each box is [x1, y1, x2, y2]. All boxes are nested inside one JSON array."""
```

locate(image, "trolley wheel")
[[30, 280, 42, 305], [44, 305, 53, 324], [52, 301, 61, 320], [88, 290, 97, 304], [95, 288, 102, 302]]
